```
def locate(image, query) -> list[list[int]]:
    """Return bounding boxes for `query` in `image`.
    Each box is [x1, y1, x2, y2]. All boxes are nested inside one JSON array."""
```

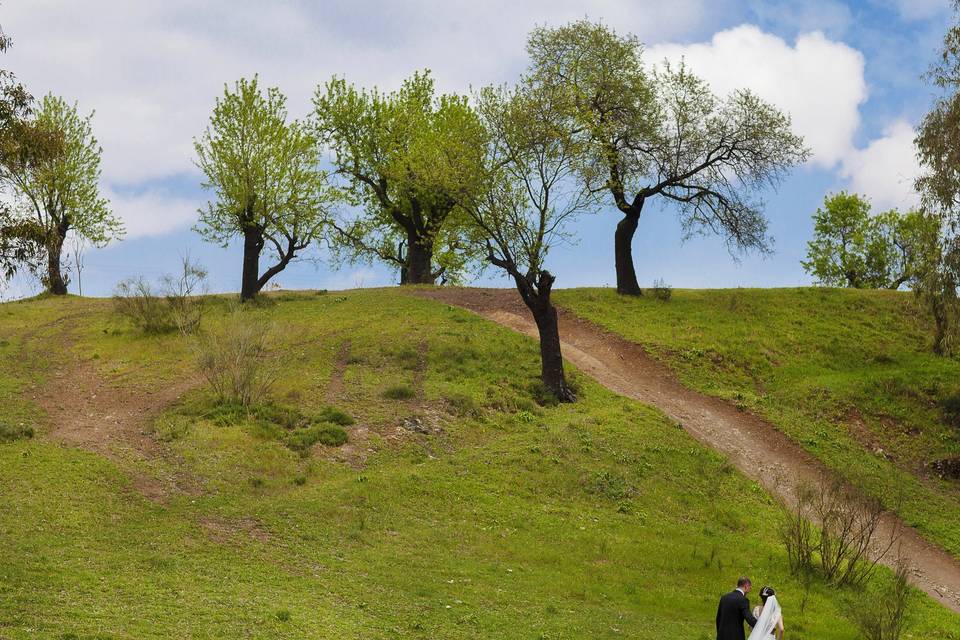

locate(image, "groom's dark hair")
[[737, 576, 751, 588]]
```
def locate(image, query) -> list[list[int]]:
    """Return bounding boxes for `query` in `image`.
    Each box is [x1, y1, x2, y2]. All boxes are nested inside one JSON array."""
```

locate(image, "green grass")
[[556, 287, 960, 561], [0, 289, 957, 638]]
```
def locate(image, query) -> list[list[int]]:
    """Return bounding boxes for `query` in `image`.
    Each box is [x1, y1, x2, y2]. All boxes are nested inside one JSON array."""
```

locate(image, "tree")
[[456, 82, 598, 402], [312, 71, 482, 285], [0, 25, 44, 286], [801, 193, 936, 289], [914, 1, 960, 354], [0, 94, 120, 294], [526, 21, 809, 295], [195, 77, 330, 301]]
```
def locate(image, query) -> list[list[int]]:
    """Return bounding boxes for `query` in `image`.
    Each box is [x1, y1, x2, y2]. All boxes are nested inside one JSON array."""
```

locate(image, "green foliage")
[[284, 423, 348, 451], [194, 76, 331, 298], [383, 383, 415, 400], [801, 192, 937, 290], [0, 94, 121, 293], [312, 71, 485, 283], [195, 309, 277, 407], [525, 20, 808, 255], [113, 256, 208, 335], [187, 400, 351, 453], [0, 418, 33, 443]]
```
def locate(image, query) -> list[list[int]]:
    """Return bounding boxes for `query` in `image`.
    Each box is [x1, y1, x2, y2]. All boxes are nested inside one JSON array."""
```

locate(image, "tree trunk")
[[404, 233, 435, 285], [512, 270, 576, 402], [45, 234, 67, 295], [240, 225, 264, 302], [615, 211, 642, 296], [530, 300, 576, 402]]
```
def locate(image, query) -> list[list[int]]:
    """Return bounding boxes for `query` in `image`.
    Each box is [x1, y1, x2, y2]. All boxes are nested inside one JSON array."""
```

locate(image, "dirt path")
[[21, 316, 203, 503], [415, 287, 960, 614]]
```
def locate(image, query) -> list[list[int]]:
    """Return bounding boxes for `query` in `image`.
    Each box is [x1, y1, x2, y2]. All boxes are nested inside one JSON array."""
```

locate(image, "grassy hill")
[[0, 289, 958, 638], [556, 287, 960, 562]]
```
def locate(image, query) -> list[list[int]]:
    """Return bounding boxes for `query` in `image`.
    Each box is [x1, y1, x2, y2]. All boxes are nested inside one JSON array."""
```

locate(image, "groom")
[[716, 576, 758, 640]]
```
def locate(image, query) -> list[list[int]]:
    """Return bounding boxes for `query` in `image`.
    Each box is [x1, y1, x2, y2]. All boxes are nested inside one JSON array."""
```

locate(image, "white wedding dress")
[[747, 595, 782, 640]]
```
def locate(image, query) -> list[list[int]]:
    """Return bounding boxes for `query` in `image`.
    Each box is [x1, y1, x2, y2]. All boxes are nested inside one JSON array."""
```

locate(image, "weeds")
[[195, 309, 277, 407], [0, 420, 33, 443], [383, 383, 416, 400], [113, 255, 208, 335]]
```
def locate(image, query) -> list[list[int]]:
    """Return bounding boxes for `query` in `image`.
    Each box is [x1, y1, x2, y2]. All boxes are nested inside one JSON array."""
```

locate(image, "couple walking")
[[717, 576, 784, 640]]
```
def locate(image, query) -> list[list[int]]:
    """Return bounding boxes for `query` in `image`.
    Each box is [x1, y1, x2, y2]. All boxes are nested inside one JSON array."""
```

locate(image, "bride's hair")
[[759, 586, 775, 603]]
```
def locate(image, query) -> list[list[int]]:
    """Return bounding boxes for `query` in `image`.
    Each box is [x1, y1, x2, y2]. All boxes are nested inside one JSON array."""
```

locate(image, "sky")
[[0, 0, 954, 298]]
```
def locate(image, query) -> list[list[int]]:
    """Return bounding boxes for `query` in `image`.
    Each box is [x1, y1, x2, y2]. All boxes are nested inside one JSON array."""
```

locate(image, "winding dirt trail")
[[415, 287, 960, 614]]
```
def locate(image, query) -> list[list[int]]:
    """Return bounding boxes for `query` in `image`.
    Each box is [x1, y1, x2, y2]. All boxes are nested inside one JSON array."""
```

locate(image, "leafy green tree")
[[195, 77, 331, 301], [455, 81, 599, 402], [914, 1, 960, 353], [0, 94, 119, 294], [312, 71, 483, 285], [526, 21, 809, 295], [0, 27, 50, 287], [802, 193, 937, 289]]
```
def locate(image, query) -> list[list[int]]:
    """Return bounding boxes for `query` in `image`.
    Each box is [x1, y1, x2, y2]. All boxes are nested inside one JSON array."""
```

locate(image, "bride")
[[748, 586, 784, 640]]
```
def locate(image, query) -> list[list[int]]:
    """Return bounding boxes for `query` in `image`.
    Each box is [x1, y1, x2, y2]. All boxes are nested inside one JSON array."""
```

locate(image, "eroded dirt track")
[[415, 287, 960, 614]]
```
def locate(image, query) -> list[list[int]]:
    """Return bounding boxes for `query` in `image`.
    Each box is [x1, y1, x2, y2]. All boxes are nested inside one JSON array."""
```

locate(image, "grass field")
[[1, 290, 958, 638], [556, 287, 960, 562]]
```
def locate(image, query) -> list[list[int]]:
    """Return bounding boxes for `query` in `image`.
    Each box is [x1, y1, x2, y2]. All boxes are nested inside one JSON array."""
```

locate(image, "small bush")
[[113, 256, 208, 335], [315, 406, 354, 426], [0, 420, 34, 443], [275, 609, 291, 622], [446, 391, 482, 417], [780, 478, 899, 587], [650, 277, 672, 301], [195, 400, 351, 453], [383, 384, 416, 400], [284, 423, 348, 451], [293, 475, 307, 486], [852, 555, 913, 640], [195, 309, 278, 407]]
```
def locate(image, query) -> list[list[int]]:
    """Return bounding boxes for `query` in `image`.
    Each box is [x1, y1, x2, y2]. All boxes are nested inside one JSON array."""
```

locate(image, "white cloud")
[[840, 120, 921, 210], [105, 187, 200, 239], [2, 0, 717, 237], [646, 25, 867, 168]]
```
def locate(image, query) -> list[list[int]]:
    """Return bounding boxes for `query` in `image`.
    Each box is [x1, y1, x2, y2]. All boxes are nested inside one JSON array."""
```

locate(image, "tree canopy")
[[526, 20, 809, 295], [0, 94, 119, 294], [312, 71, 484, 285], [801, 193, 937, 290], [195, 76, 331, 301], [454, 81, 599, 401]]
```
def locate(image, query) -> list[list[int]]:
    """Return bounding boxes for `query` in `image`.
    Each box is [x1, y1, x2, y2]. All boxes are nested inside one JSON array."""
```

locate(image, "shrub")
[[315, 406, 354, 426], [446, 391, 482, 417], [852, 555, 913, 640], [113, 256, 208, 335], [383, 384, 416, 400], [650, 277, 672, 301], [285, 423, 348, 451], [193, 399, 351, 453], [779, 478, 899, 587], [195, 309, 277, 407], [0, 420, 33, 443]]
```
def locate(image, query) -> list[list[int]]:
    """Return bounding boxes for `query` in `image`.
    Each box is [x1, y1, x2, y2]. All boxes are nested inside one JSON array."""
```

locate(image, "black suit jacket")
[[716, 589, 758, 640]]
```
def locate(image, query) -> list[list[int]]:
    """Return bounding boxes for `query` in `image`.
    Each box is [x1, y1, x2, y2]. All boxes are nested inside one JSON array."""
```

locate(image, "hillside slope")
[[555, 288, 960, 561], [0, 290, 958, 638]]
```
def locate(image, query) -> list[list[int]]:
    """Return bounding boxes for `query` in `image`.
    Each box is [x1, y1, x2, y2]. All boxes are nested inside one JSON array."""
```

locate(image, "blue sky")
[[1, 0, 953, 297]]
